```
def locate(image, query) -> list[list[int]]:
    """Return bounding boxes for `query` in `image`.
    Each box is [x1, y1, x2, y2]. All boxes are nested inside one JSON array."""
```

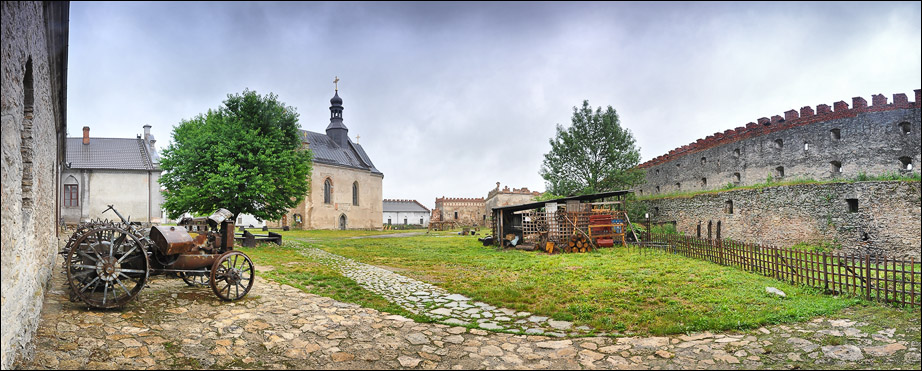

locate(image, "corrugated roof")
[[300, 130, 383, 175], [66, 138, 157, 170], [383, 199, 429, 213]]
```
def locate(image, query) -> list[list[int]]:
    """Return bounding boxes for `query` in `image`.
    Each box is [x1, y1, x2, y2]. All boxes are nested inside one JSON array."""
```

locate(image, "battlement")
[[435, 197, 485, 204], [487, 182, 542, 199], [638, 89, 920, 169]]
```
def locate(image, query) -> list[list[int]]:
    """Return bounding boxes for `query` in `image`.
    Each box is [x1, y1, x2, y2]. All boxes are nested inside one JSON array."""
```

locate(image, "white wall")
[[383, 211, 429, 226]]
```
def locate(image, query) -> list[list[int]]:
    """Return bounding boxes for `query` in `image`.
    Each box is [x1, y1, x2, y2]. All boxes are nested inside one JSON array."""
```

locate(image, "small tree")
[[160, 89, 312, 221], [540, 100, 644, 196]]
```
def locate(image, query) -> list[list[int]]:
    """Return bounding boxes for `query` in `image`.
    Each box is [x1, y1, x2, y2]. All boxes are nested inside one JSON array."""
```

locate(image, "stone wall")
[[273, 162, 383, 230], [641, 181, 921, 259], [638, 92, 921, 196], [1, 2, 68, 368], [434, 197, 487, 226], [484, 183, 540, 218]]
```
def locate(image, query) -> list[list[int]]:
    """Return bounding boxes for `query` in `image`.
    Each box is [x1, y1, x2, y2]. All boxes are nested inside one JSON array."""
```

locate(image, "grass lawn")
[[241, 229, 916, 336]]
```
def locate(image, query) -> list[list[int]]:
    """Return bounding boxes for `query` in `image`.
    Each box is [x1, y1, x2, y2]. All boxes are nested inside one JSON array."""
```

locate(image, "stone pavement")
[[14, 262, 920, 370], [301, 247, 590, 337]]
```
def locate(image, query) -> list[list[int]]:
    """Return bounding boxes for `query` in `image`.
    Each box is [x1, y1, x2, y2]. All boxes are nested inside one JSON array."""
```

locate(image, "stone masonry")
[[1, 1, 69, 368], [642, 181, 921, 259]]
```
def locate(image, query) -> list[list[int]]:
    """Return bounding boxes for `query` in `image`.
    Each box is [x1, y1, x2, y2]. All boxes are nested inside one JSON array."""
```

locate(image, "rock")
[[430, 308, 453, 316], [655, 350, 674, 359], [398, 356, 422, 367], [765, 287, 786, 297], [547, 320, 572, 330], [406, 333, 430, 345], [480, 345, 504, 357], [331, 352, 354, 362], [786, 337, 818, 352], [864, 343, 906, 357], [535, 340, 573, 349], [821, 345, 864, 361]]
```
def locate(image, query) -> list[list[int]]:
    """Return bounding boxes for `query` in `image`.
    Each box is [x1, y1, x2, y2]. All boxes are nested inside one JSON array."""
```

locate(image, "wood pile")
[[543, 234, 595, 254]]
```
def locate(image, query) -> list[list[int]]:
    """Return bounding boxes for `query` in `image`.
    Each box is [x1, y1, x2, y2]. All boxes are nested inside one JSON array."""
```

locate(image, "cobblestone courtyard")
[[14, 244, 920, 370]]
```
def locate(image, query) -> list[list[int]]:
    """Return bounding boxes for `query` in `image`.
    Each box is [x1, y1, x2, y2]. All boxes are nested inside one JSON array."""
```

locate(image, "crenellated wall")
[[638, 91, 921, 196]]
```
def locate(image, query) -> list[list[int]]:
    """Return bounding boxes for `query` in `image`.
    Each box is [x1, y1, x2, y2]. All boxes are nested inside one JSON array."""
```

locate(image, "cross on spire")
[[334, 76, 339, 91], [355, 134, 360, 143]]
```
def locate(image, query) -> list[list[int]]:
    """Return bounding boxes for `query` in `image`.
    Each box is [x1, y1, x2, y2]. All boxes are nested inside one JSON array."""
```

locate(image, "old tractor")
[[62, 206, 254, 309]]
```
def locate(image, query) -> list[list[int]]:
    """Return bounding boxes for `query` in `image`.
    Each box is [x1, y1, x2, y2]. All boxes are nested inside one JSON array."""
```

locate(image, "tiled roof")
[[300, 130, 382, 175], [66, 138, 157, 170], [383, 199, 429, 213]]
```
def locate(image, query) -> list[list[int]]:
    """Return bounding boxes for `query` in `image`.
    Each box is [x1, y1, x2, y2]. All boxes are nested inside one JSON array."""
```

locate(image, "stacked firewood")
[[565, 234, 595, 253]]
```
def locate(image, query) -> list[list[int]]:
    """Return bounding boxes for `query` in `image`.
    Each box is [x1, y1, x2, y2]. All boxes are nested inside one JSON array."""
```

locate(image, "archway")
[[339, 214, 347, 230]]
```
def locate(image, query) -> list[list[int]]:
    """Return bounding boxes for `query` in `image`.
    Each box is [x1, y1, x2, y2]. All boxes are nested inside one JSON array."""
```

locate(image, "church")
[[268, 82, 383, 229]]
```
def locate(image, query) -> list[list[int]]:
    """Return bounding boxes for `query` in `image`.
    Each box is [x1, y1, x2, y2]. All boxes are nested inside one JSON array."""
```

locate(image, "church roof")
[[299, 130, 382, 175], [66, 137, 158, 171]]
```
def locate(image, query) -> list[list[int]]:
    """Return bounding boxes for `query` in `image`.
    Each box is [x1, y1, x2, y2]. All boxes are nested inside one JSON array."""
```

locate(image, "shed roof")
[[66, 138, 157, 171], [490, 190, 633, 214], [383, 199, 430, 213]]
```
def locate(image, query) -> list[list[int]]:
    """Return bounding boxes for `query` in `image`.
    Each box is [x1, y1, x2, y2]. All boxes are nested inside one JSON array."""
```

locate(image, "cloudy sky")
[[68, 2, 921, 209]]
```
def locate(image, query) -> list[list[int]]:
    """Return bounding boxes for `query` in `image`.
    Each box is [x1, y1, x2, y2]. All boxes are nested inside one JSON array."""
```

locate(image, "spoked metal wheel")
[[178, 270, 211, 287], [65, 226, 149, 309], [210, 251, 255, 301]]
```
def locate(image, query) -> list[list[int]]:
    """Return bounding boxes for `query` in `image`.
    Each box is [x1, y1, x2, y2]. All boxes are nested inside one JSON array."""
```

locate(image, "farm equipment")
[[61, 205, 254, 309]]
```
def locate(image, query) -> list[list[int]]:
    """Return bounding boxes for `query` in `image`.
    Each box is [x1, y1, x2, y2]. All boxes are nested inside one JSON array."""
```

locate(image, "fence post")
[[823, 253, 829, 293], [865, 254, 872, 301]]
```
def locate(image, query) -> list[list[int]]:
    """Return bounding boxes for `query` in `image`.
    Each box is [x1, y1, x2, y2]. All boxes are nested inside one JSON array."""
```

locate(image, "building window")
[[64, 184, 79, 207], [700, 178, 707, 187], [387, 218, 392, 225], [899, 122, 911, 135], [701, 157, 707, 165], [804, 142, 810, 151], [420, 218, 424, 225], [404, 218, 407, 225], [847, 199, 858, 213], [774, 166, 784, 178], [830, 161, 842, 175], [733, 148, 741, 157], [733, 172, 741, 183], [352, 181, 359, 206], [454, 211, 458, 220], [324, 178, 333, 204], [773, 139, 783, 150], [725, 200, 733, 214], [675, 182, 681, 190], [830, 128, 841, 140], [899, 157, 913, 171], [655, 186, 660, 193]]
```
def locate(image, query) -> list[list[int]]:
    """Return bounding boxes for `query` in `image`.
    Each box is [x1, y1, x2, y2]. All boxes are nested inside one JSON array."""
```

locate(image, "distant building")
[[1, 2, 69, 368], [484, 182, 541, 217], [433, 196, 486, 226], [62, 125, 163, 224], [268, 85, 383, 230], [383, 199, 430, 227]]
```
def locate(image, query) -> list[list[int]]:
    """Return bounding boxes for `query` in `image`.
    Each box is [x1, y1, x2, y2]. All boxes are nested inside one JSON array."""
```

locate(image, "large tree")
[[540, 100, 644, 196], [159, 89, 313, 220]]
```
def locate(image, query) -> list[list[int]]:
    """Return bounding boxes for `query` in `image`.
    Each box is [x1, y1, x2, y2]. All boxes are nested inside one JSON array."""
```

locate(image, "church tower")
[[326, 77, 349, 147]]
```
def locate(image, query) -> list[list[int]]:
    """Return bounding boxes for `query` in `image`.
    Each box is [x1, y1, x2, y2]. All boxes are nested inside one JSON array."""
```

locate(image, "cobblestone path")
[[300, 247, 592, 337], [14, 261, 920, 370]]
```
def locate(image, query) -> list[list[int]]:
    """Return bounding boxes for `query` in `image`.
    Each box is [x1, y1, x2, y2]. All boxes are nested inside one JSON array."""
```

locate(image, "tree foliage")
[[540, 100, 644, 196], [159, 89, 312, 221]]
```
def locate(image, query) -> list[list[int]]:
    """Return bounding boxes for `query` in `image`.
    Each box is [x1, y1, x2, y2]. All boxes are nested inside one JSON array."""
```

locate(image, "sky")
[[67, 1, 922, 209]]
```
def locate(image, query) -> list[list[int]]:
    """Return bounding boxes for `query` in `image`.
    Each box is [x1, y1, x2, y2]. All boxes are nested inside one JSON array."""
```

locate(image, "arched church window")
[[324, 178, 333, 204], [352, 181, 359, 206], [64, 175, 79, 207]]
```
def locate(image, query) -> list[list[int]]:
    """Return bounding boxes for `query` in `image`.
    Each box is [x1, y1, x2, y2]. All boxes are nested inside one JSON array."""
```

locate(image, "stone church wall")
[[1, 2, 67, 368], [641, 181, 921, 259], [274, 162, 383, 230], [638, 92, 921, 196]]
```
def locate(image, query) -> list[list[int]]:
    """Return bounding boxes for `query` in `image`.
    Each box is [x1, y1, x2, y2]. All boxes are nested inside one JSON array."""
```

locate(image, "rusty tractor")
[[62, 206, 254, 309]]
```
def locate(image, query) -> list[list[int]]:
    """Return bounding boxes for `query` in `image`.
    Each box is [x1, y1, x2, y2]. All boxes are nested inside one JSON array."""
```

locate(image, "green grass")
[[278, 233, 877, 335], [240, 228, 424, 240], [238, 243, 432, 323]]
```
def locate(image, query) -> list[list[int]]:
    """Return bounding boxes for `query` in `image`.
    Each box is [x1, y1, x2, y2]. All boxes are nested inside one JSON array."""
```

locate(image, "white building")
[[62, 125, 163, 224], [383, 199, 430, 227]]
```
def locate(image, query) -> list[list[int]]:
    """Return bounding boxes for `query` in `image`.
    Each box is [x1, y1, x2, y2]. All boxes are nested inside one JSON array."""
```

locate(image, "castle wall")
[[434, 198, 486, 226], [1, 2, 67, 368], [638, 92, 921, 196], [641, 181, 921, 259]]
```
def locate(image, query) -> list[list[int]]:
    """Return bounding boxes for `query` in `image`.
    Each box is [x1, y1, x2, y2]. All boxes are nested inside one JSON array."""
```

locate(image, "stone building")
[[268, 87, 383, 230], [61, 125, 163, 224], [484, 182, 541, 218], [638, 91, 920, 195], [433, 197, 487, 226], [639, 90, 921, 258], [383, 199, 430, 227], [1, 1, 69, 368]]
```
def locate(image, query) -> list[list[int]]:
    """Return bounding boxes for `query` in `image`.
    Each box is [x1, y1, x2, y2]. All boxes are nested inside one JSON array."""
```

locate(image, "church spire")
[[326, 76, 349, 147]]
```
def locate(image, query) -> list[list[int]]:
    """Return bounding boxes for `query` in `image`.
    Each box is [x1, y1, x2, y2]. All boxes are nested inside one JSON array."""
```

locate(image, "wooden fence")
[[640, 232, 921, 308]]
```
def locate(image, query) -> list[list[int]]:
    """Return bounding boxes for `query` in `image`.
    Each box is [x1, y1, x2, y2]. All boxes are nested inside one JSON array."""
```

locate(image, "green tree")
[[540, 100, 644, 196], [159, 89, 312, 221]]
